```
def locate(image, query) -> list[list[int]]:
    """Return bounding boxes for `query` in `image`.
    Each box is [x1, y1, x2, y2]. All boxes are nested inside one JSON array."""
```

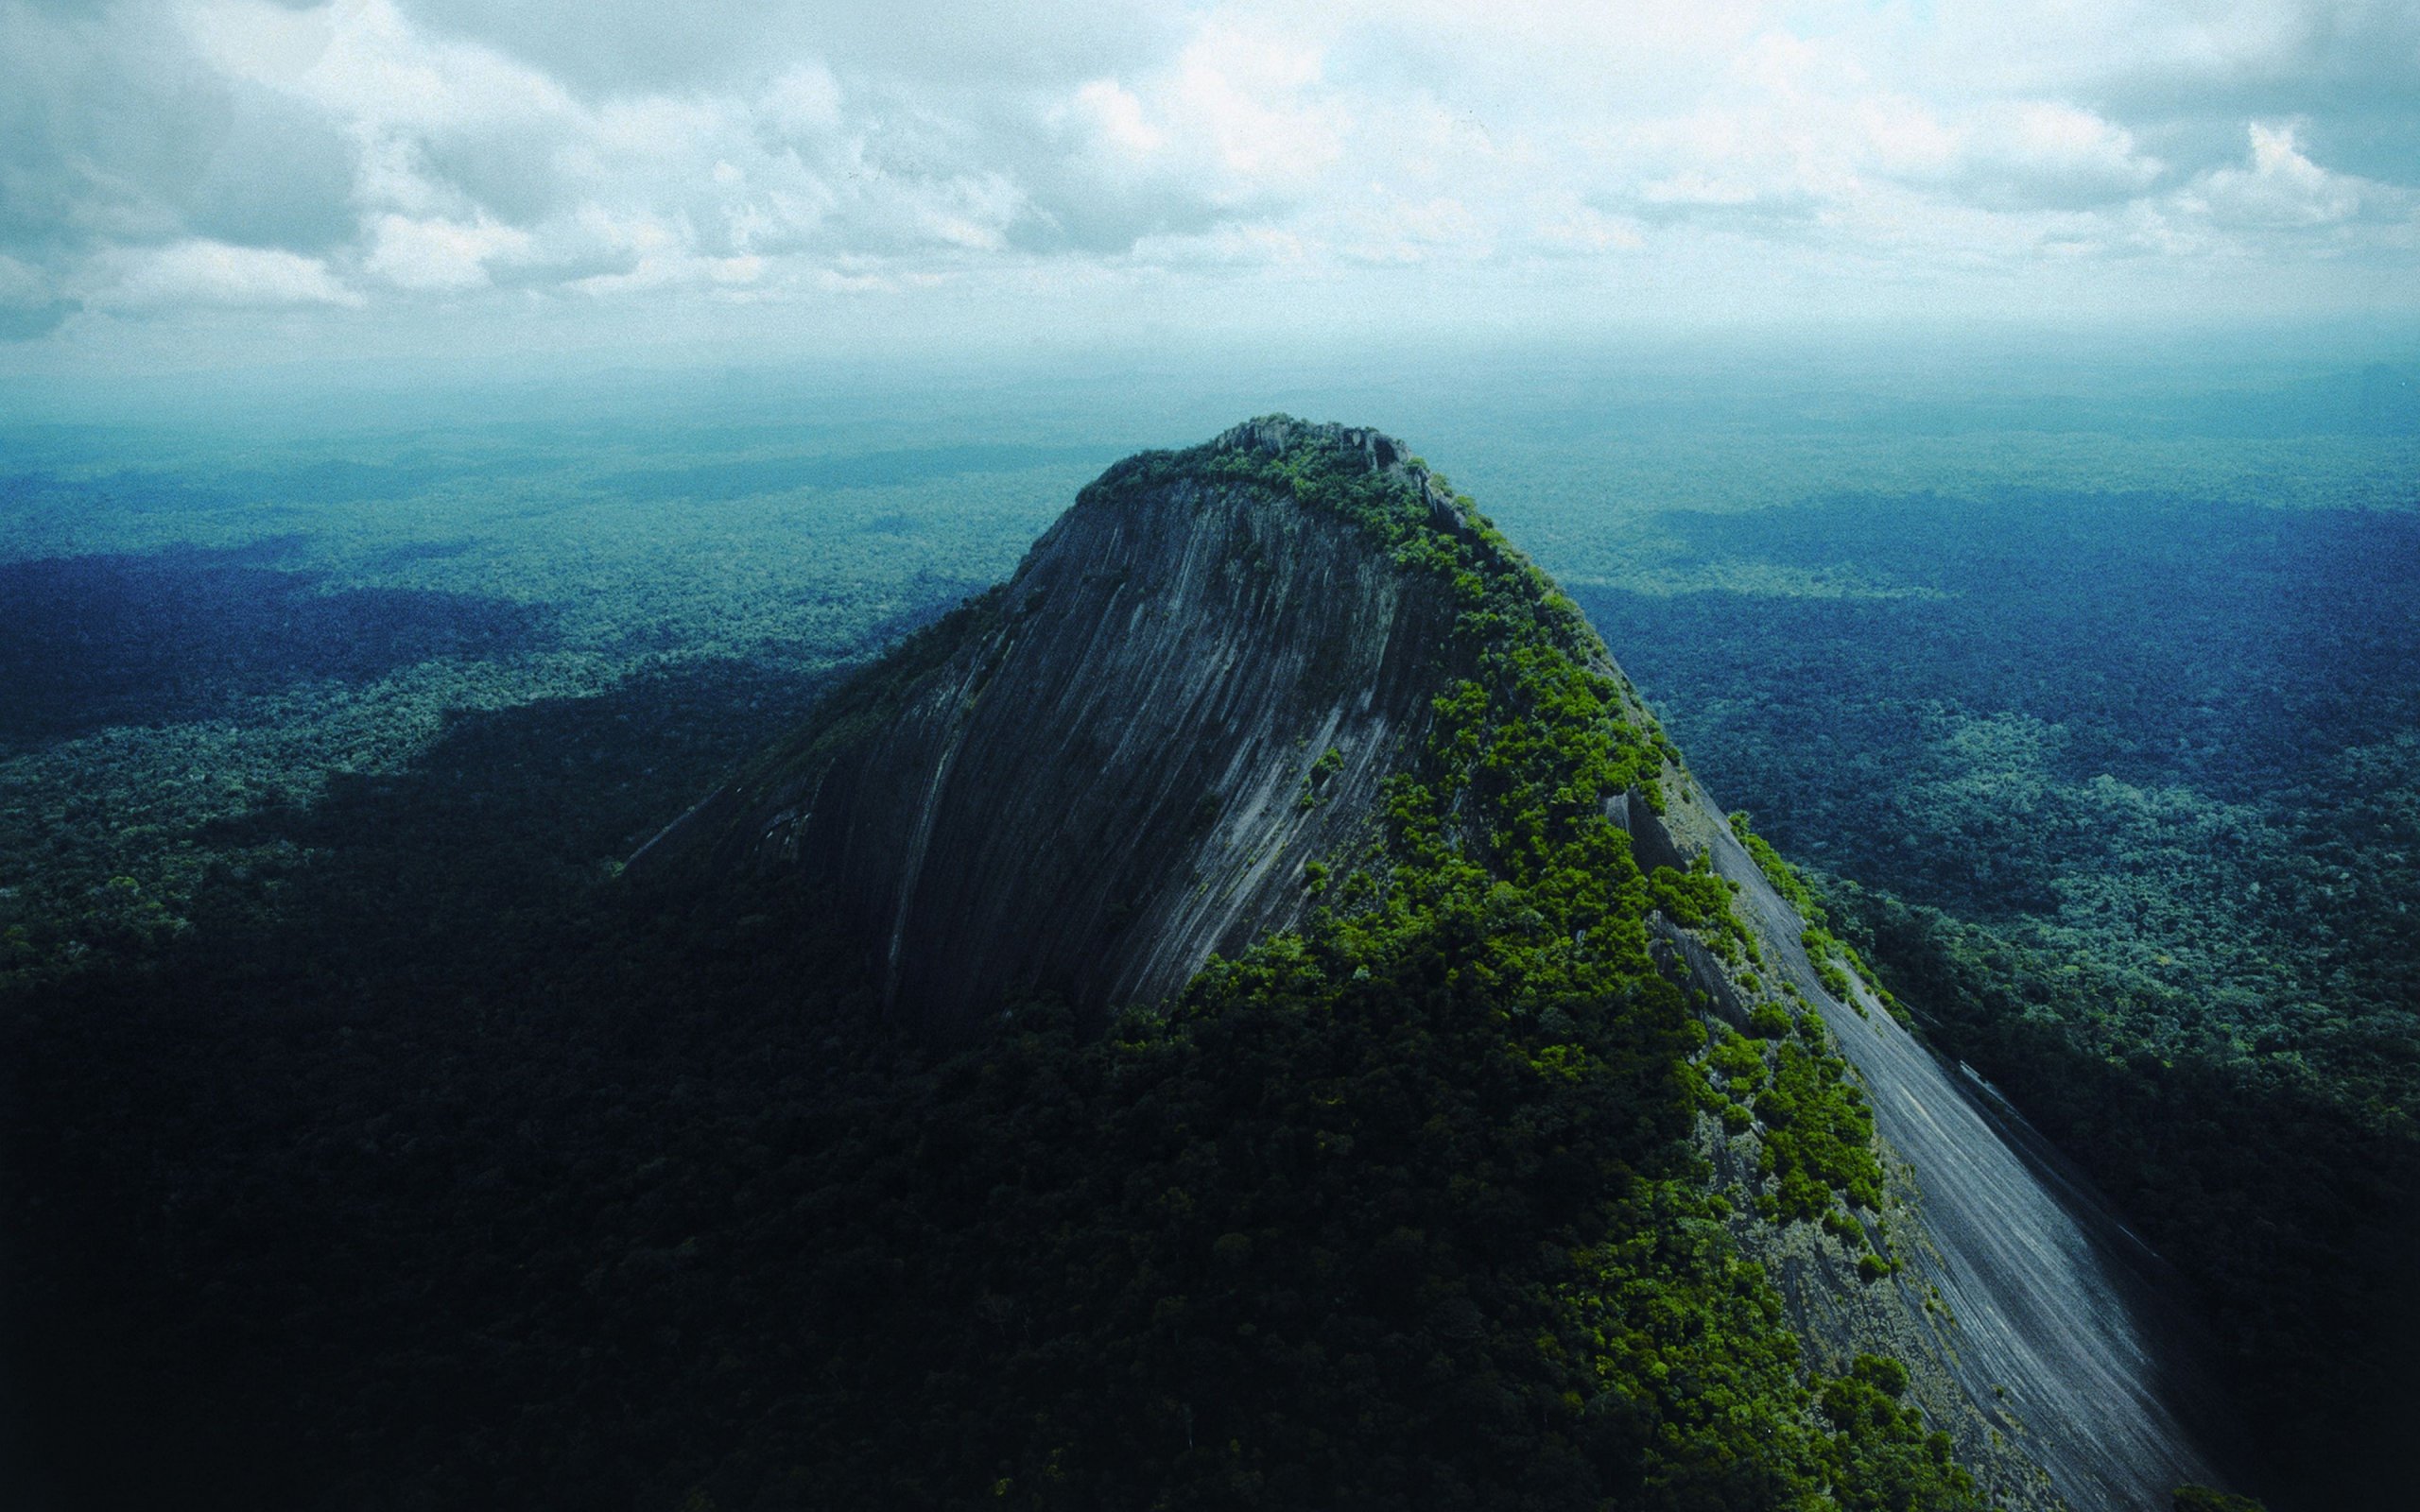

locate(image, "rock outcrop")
[[639, 417, 2235, 1510], [637, 421, 1479, 1042]]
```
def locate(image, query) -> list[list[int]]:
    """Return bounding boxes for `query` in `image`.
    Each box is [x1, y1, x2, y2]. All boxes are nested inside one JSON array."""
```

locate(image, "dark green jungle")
[[2, 350, 2413, 1510]]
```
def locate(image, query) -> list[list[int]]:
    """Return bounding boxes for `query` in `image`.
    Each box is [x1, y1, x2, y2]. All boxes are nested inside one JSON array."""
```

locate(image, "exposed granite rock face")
[[1584, 665, 2219, 1510], [639, 421, 1473, 1042], [1640, 769, 2238, 1512], [644, 417, 2235, 1511]]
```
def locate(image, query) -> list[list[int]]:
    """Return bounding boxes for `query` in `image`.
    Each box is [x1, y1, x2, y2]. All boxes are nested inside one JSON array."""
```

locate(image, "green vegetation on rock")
[[1579, 489, 2420, 1506], [808, 422, 1973, 1506]]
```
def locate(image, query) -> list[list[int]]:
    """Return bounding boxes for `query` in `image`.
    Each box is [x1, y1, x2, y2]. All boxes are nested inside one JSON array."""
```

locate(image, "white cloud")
[[760, 63, 843, 140], [1338, 190, 1489, 266], [1956, 102, 2165, 207], [0, 0, 2412, 348], [1052, 18, 1344, 224], [1071, 80, 1165, 158], [1533, 201, 1645, 255], [1132, 218, 1311, 268], [364, 213, 533, 289], [1163, 24, 1340, 181], [92, 238, 361, 309], [2179, 120, 2367, 229], [188, 0, 575, 136]]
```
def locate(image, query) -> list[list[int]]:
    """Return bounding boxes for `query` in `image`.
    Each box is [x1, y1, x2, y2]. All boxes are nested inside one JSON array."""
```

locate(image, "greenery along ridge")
[[1727, 812, 1903, 1022], [1575, 490, 2420, 1506], [854, 421, 1973, 1506]]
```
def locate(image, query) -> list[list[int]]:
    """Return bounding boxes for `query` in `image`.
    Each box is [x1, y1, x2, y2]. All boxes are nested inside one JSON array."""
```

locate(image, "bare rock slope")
[[1644, 772, 2235, 1510], [640, 421, 1471, 1041]]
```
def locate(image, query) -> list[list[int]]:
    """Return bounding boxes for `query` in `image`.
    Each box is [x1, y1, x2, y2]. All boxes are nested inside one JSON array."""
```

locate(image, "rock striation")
[[638, 421, 1482, 1042], [1644, 772, 2237, 1511], [639, 417, 2237, 1510]]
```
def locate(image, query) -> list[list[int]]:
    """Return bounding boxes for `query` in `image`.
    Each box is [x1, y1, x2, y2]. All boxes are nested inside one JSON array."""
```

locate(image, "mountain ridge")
[[639, 416, 2235, 1508]]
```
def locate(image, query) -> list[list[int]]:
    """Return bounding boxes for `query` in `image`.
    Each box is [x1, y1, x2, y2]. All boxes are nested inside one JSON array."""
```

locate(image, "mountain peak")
[[1211, 413, 1409, 469], [634, 421, 2229, 1512], [635, 418, 1498, 1038]]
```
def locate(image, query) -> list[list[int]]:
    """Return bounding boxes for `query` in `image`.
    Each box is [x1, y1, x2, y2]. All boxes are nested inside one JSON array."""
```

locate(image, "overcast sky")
[[4, 0, 2415, 376]]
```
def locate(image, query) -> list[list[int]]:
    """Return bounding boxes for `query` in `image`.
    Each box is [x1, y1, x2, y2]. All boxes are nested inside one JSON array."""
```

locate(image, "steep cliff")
[[640, 417, 2237, 1510], [1643, 774, 2236, 1510], [638, 421, 1474, 1040]]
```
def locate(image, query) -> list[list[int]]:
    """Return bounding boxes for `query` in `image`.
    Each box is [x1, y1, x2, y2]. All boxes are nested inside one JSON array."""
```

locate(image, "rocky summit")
[[641, 420, 1480, 1040]]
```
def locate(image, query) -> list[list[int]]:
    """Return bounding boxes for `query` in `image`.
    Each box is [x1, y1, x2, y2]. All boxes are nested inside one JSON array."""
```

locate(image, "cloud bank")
[[2, 0, 2414, 359]]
